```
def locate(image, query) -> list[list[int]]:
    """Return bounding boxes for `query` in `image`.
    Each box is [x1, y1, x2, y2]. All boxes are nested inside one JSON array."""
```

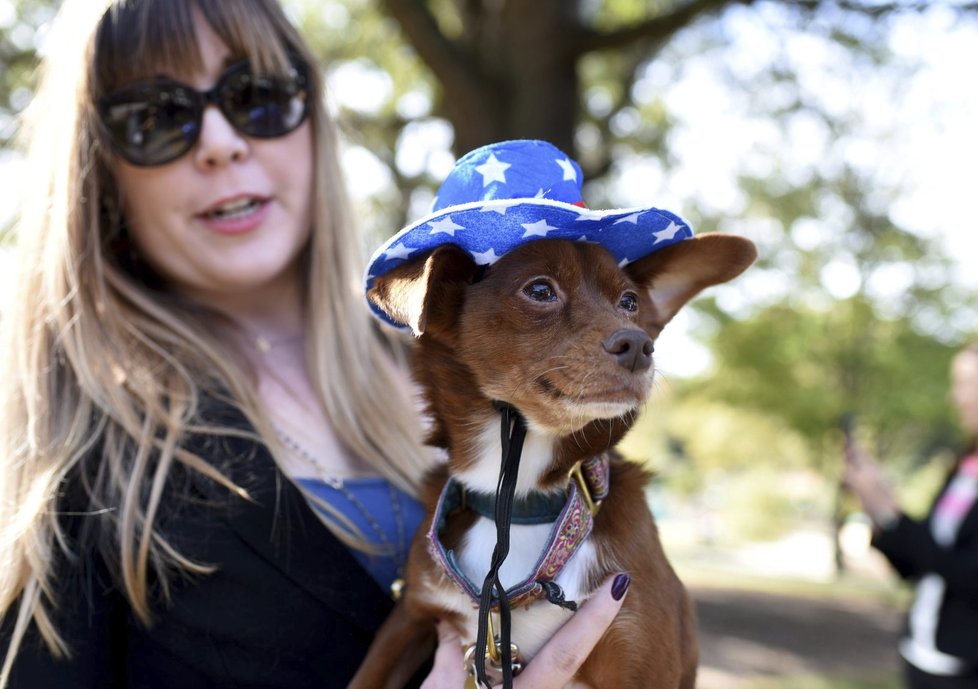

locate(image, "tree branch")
[[381, 0, 485, 107], [798, 0, 978, 16], [577, 0, 752, 55]]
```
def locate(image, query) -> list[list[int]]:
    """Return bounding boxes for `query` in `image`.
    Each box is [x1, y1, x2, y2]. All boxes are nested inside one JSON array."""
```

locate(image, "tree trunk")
[[383, 0, 582, 156]]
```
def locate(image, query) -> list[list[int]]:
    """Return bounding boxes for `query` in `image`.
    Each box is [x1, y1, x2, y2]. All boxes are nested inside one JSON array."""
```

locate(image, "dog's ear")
[[368, 244, 478, 338], [625, 233, 757, 331]]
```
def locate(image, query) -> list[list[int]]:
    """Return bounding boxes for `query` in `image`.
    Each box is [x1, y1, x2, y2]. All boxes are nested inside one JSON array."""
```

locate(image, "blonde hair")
[[0, 0, 430, 680]]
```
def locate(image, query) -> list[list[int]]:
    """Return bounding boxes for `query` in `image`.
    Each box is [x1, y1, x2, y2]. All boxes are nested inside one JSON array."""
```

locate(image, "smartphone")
[[840, 412, 856, 460]]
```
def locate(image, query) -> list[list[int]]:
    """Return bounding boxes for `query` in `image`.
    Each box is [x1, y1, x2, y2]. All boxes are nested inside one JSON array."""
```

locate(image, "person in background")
[[845, 343, 978, 689], [0, 1, 626, 686]]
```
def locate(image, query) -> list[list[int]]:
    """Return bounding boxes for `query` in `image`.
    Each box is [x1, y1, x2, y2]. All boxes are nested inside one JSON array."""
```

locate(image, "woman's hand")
[[421, 573, 629, 689], [843, 445, 901, 528]]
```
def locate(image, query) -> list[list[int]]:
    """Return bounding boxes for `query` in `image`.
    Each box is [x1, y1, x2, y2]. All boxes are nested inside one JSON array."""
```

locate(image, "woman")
[[846, 344, 978, 688], [0, 1, 626, 687]]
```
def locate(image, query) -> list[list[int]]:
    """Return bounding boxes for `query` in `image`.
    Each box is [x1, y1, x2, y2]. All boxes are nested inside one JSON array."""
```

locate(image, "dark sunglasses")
[[98, 58, 310, 167]]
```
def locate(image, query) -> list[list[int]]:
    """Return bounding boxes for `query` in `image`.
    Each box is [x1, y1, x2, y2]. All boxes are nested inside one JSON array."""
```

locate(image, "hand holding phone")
[[838, 415, 901, 525]]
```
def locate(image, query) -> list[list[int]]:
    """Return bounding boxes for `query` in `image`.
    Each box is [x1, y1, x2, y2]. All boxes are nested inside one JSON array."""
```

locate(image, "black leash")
[[474, 402, 527, 689]]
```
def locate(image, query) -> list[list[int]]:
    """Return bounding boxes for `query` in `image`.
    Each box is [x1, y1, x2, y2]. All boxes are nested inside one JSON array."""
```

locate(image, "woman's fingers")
[[423, 574, 629, 688], [421, 619, 467, 689], [506, 573, 629, 689]]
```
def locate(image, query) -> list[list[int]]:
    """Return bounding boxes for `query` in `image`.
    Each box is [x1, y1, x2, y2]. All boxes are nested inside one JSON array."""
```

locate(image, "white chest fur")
[[455, 420, 558, 495]]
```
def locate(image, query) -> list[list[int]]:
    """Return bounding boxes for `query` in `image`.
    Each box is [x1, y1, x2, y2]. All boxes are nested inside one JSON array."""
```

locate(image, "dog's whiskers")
[[569, 426, 587, 452]]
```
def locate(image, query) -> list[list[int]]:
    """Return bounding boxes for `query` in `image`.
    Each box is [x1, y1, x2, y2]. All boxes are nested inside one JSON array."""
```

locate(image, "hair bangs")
[[93, 0, 201, 97], [92, 0, 301, 99], [196, 0, 300, 74]]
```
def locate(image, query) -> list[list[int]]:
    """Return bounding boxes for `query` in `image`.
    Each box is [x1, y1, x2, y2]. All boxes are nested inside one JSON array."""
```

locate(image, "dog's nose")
[[602, 328, 654, 372]]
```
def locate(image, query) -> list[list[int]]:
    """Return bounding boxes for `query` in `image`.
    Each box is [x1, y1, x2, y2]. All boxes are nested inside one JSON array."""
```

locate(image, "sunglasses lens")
[[220, 64, 308, 138], [100, 85, 199, 166]]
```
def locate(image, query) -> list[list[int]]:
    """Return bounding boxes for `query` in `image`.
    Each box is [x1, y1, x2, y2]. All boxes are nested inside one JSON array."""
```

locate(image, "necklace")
[[275, 426, 407, 598], [252, 333, 303, 354]]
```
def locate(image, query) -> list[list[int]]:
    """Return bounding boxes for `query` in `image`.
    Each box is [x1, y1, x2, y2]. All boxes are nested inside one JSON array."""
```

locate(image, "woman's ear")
[[368, 244, 478, 339], [625, 233, 757, 330]]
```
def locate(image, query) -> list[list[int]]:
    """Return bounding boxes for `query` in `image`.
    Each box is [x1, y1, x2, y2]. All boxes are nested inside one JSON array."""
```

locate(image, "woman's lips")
[[197, 196, 272, 235]]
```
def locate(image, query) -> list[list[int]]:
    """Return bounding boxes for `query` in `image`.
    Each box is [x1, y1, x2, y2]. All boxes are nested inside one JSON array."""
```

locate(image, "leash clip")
[[568, 460, 602, 516], [464, 613, 524, 687]]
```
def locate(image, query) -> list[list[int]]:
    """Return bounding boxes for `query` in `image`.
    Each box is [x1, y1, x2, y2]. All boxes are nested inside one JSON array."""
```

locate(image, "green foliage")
[[720, 469, 811, 542], [621, 391, 814, 474], [0, 0, 55, 147], [691, 296, 966, 473], [621, 387, 829, 543], [584, 0, 661, 31]]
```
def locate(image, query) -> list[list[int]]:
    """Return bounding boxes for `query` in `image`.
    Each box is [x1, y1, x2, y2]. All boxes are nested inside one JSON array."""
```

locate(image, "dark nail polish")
[[611, 573, 630, 601]]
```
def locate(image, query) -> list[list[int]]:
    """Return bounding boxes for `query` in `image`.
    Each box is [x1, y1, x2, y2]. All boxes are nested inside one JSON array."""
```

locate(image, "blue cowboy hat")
[[365, 139, 693, 329]]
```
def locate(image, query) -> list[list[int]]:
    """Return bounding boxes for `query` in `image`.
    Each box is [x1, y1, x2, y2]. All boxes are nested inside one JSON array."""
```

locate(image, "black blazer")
[[872, 461, 978, 664], [2, 401, 426, 688]]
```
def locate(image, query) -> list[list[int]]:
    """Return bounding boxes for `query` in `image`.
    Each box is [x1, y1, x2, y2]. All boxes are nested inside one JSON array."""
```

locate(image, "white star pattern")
[[474, 153, 510, 186], [428, 216, 464, 236], [556, 157, 577, 182], [653, 220, 686, 244], [470, 248, 502, 265], [618, 257, 631, 267], [613, 212, 643, 225], [521, 219, 557, 238], [480, 200, 519, 215], [574, 208, 611, 222], [384, 243, 416, 261]]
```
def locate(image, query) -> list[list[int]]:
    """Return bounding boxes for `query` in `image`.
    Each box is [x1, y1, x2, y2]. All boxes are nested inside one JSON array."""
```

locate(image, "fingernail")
[[611, 573, 631, 601]]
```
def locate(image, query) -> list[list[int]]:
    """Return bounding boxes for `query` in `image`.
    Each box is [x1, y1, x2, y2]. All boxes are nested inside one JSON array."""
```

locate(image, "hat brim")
[[364, 197, 693, 329]]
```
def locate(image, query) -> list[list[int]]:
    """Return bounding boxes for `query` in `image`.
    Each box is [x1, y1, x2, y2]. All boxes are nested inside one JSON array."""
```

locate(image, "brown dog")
[[351, 232, 756, 688]]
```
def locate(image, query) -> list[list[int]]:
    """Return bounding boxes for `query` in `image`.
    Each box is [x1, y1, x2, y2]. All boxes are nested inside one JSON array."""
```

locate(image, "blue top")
[[295, 477, 425, 593]]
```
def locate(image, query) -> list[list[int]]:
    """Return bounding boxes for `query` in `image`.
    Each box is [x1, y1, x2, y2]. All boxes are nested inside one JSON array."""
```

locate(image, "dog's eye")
[[523, 281, 557, 302], [619, 292, 639, 312]]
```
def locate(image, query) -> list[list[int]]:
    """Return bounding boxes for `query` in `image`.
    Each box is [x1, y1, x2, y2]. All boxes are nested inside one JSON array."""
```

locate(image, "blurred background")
[[3, 1, 978, 687]]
